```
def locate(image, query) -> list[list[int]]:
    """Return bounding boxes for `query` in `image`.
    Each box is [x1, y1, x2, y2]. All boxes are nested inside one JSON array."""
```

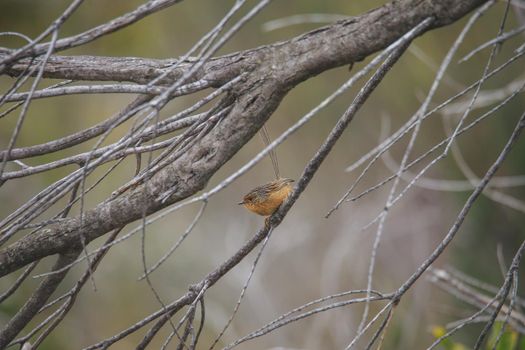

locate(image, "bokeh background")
[[1, 0, 524, 349]]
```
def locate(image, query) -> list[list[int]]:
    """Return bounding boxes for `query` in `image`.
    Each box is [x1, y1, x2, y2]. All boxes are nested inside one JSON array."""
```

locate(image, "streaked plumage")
[[239, 178, 294, 216]]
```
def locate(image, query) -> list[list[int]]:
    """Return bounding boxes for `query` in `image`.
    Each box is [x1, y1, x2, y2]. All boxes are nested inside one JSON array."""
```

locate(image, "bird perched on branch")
[[239, 125, 293, 222], [238, 178, 294, 216]]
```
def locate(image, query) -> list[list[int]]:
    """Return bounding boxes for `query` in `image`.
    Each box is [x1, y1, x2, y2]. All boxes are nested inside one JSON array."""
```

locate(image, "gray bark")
[[0, 0, 487, 277]]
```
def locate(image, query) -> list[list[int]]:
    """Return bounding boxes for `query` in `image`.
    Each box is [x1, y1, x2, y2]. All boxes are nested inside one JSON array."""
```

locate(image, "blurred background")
[[1, 0, 524, 348]]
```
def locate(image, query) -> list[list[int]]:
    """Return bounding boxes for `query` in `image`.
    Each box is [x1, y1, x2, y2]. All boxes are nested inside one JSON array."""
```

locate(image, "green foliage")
[[486, 322, 519, 350], [431, 322, 524, 350], [431, 326, 468, 350]]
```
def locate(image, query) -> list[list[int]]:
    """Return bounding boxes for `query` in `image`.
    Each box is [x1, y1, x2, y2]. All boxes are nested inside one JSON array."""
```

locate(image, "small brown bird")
[[238, 178, 294, 216]]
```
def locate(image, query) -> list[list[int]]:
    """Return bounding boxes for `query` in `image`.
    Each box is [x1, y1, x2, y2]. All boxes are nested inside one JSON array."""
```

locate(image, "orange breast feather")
[[243, 184, 292, 216]]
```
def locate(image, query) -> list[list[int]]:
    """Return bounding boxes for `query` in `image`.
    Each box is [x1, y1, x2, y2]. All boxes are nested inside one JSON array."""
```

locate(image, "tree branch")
[[0, 0, 488, 278], [0, 250, 80, 348], [1, 0, 485, 86]]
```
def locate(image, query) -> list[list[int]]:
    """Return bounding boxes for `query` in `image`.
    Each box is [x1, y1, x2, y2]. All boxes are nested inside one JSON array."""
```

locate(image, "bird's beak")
[[238, 201, 245, 205]]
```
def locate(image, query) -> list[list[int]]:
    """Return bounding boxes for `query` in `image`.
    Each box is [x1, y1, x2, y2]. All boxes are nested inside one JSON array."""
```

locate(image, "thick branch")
[[0, 250, 80, 348], [2, 0, 485, 86], [0, 0, 487, 277]]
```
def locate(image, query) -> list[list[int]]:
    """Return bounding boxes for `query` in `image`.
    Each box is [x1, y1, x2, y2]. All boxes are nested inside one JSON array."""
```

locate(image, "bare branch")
[[396, 110, 525, 298], [0, 1, 505, 347], [0, 0, 183, 69], [0, 0, 486, 278], [0, 250, 80, 348]]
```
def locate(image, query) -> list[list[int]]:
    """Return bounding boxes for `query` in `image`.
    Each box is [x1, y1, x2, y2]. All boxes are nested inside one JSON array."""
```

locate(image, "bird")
[[238, 178, 294, 217]]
